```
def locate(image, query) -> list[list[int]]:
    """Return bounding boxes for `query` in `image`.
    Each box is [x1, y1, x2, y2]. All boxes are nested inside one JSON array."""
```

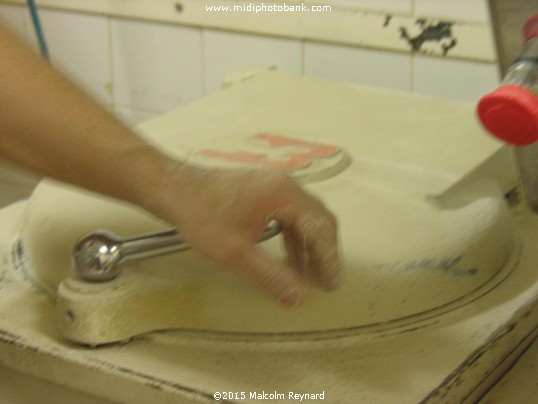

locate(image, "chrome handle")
[[73, 223, 281, 282]]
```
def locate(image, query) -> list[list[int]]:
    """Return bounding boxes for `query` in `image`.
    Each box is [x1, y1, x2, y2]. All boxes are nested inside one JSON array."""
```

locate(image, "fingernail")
[[278, 288, 303, 308]]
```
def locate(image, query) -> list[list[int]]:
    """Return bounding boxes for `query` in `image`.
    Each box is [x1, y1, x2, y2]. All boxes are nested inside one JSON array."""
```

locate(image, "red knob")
[[477, 85, 538, 146], [524, 14, 538, 41]]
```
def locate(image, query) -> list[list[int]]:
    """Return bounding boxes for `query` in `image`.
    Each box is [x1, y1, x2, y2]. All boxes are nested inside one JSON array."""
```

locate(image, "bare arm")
[[0, 25, 341, 307], [0, 25, 172, 204]]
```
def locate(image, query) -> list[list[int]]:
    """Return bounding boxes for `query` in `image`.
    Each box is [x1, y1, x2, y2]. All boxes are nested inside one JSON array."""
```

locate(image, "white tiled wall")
[[0, 2, 26, 39], [413, 56, 500, 102], [322, 0, 412, 14], [414, 0, 490, 23], [203, 29, 302, 94], [111, 19, 203, 114], [0, 0, 499, 129], [304, 42, 412, 92], [39, 9, 112, 106]]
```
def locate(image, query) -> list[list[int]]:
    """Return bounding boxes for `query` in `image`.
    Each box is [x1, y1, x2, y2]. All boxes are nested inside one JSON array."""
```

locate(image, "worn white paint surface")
[[0, 365, 114, 404], [14, 71, 515, 346], [0, 71, 536, 402], [479, 336, 538, 403], [0, 204, 537, 402]]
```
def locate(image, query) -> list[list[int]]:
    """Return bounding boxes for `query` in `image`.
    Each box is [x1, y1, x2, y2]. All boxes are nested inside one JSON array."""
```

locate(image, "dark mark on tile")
[[399, 19, 458, 55]]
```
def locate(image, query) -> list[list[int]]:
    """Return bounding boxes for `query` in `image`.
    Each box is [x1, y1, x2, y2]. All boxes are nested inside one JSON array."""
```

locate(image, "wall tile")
[[111, 19, 203, 113], [203, 29, 302, 94], [114, 106, 160, 128], [38, 9, 112, 106], [413, 55, 500, 102], [0, 3, 28, 41], [414, 0, 490, 23], [0, 161, 39, 208], [304, 41, 411, 92]]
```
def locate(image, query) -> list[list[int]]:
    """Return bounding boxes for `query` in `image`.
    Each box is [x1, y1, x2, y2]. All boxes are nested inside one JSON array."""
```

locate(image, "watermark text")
[[205, 2, 332, 14]]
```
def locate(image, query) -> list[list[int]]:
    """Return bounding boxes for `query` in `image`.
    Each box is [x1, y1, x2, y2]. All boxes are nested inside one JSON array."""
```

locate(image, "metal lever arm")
[[73, 224, 281, 282]]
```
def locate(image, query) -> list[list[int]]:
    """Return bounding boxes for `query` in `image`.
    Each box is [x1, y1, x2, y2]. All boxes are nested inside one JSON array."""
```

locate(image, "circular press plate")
[[15, 132, 516, 345]]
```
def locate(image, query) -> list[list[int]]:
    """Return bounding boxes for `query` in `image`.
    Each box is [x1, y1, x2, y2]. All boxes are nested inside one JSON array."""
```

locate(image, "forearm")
[[0, 24, 176, 207]]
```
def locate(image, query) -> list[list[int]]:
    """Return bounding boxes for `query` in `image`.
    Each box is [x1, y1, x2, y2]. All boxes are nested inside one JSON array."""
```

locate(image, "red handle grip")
[[524, 14, 538, 41], [477, 14, 538, 146], [477, 85, 538, 146]]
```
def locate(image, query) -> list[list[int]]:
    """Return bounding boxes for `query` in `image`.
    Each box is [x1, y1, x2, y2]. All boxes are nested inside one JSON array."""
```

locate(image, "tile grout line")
[[107, 16, 116, 112], [200, 27, 207, 96]]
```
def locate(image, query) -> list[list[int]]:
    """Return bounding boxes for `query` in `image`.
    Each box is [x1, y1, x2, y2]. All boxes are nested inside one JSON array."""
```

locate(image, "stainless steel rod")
[[73, 223, 281, 282]]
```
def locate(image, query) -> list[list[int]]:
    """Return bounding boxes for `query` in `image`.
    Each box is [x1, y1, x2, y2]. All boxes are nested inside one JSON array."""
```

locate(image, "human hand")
[[150, 164, 342, 308]]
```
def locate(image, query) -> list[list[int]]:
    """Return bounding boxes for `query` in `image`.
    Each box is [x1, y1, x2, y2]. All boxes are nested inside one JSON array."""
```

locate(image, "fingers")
[[239, 172, 342, 294], [211, 237, 305, 308], [211, 205, 341, 308], [275, 199, 342, 291], [165, 167, 342, 308], [296, 212, 341, 290], [242, 247, 305, 308]]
